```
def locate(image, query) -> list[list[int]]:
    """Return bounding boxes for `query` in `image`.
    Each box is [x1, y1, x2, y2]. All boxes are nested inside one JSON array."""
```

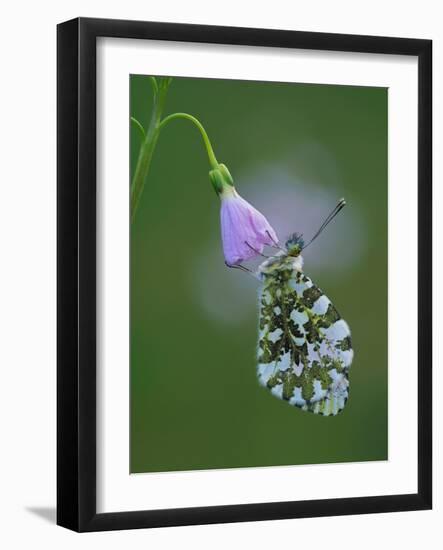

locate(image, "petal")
[[221, 199, 257, 264], [219, 191, 279, 264], [247, 207, 278, 246], [234, 195, 278, 246]]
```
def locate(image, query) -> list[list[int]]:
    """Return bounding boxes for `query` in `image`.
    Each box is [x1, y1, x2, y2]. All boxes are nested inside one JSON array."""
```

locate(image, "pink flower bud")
[[220, 187, 279, 265]]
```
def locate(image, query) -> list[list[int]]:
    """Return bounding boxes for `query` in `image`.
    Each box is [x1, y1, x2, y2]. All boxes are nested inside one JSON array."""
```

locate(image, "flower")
[[219, 186, 279, 265], [209, 163, 279, 265]]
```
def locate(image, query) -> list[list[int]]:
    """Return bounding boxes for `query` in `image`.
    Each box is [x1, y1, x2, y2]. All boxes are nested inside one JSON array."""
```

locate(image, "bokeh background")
[[130, 75, 387, 473]]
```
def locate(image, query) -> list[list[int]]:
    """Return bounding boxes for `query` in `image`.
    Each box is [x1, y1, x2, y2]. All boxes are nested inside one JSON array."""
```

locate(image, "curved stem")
[[130, 117, 146, 141], [158, 113, 219, 169]]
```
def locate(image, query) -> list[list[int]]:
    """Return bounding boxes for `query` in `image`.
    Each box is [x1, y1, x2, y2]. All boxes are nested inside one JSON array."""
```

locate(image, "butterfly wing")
[[257, 269, 353, 416]]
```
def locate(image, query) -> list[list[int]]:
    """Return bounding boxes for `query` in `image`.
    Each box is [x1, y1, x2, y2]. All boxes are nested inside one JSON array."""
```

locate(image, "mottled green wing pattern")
[[257, 268, 353, 416]]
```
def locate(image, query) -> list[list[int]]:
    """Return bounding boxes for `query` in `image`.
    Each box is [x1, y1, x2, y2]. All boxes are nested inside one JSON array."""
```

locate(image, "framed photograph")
[[57, 17, 432, 532]]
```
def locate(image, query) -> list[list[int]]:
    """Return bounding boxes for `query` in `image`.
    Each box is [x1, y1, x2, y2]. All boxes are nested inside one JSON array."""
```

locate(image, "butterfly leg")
[[244, 241, 269, 258], [225, 261, 260, 280], [265, 230, 285, 251]]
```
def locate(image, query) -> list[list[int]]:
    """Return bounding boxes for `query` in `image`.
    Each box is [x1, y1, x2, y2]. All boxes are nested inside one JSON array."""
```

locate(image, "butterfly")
[[256, 199, 353, 416]]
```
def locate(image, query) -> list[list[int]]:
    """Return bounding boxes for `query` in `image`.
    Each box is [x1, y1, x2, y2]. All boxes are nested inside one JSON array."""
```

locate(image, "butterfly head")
[[258, 232, 304, 277], [285, 233, 304, 257]]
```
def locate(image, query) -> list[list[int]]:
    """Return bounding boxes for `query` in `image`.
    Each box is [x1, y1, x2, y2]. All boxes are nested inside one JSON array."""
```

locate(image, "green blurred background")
[[130, 75, 387, 473]]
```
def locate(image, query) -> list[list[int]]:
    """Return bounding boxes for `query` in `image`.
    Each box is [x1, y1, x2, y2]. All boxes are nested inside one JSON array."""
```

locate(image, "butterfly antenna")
[[302, 198, 346, 250]]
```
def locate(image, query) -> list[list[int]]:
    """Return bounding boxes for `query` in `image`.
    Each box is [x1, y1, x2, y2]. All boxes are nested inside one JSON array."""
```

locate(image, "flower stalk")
[[130, 77, 278, 265], [158, 113, 219, 170], [131, 78, 225, 221], [130, 77, 172, 222], [131, 76, 278, 267]]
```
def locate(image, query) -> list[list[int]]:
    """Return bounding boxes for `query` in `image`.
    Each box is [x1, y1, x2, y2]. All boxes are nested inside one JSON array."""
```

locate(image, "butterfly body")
[[257, 234, 353, 416]]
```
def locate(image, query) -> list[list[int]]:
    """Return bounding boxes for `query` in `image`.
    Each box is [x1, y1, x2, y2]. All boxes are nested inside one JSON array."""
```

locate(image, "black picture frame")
[[57, 17, 432, 532]]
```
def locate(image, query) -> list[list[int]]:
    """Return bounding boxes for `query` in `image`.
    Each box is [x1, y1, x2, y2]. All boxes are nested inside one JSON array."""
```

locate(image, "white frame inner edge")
[[97, 37, 418, 513]]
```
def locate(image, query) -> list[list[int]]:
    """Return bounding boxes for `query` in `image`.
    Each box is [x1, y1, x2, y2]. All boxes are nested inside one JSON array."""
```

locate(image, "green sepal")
[[209, 163, 234, 195], [218, 164, 234, 186]]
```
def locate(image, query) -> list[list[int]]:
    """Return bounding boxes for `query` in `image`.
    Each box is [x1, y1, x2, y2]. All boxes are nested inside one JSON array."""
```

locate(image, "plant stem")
[[130, 77, 171, 222], [131, 80, 220, 222], [158, 113, 219, 170]]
